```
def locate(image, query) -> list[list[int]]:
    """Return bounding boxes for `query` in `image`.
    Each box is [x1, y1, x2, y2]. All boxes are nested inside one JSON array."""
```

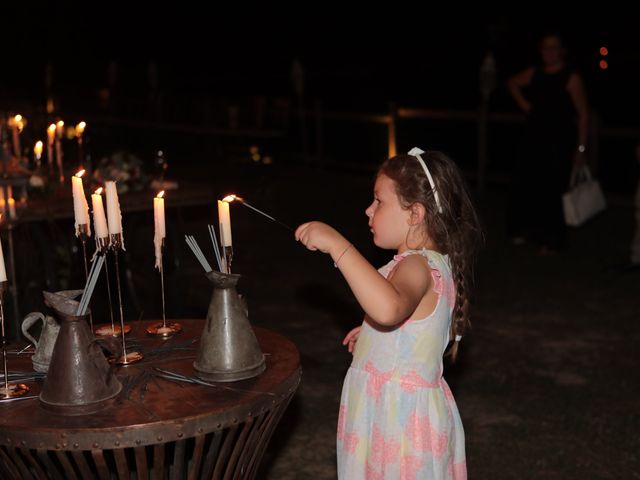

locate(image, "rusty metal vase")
[[193, 270, 265, 382], [39, 291, 122, 415]]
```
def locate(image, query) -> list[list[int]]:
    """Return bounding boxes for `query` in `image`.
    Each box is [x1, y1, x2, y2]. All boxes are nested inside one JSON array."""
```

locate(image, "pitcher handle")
[[21, 312, 45, 347]]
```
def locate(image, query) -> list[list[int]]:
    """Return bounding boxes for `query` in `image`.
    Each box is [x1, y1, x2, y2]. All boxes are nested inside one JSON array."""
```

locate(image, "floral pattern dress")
[[337, 249, 467, 479]]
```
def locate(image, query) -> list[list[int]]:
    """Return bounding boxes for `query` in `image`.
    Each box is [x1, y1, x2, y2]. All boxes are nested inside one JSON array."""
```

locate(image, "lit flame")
[[157, 190, 165, 198], [75, 169, 85, 178], [95, 187, 103, 195], [47, 124, 56, 134], [12, 115, 25, 132], [56, 120, 64, 128], [222, 194, 241, 202], [76, 121, 86, 135], [34, 141, 43, 157]]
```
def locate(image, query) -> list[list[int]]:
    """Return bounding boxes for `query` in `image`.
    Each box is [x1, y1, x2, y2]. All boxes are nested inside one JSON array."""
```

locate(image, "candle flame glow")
[[75, 169, 85, 178], [157, 191, 165, 198], [95, 187, 103, 195], [48, 124, 56, 133], [56, 120, 64, 128], [34, 141, 43, 156], [14, 115, 22, 122], [76, 121, 86, 135], [222, 194, 241, 202]]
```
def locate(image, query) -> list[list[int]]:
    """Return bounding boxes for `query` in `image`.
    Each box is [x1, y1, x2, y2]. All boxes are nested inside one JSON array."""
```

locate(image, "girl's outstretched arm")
[[295, 221, 431, 326]]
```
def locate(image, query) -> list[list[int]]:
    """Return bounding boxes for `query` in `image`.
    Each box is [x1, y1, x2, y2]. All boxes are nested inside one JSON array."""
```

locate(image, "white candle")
[[34, 141, 43, 168], [0, 235, 7, 282], [8, 198, 15, 220], [154, 191, 165, 270], [105, 181, 122, 235], [218, 200, 232, 247], [71, 171, 91, 237], [55, 120, 64, 181], [154, 192, 166, 239], [47, 124, 56, 171], [75, 121, 86, 138], [91, 188, 108, 238], [11, 115, 22, 158]]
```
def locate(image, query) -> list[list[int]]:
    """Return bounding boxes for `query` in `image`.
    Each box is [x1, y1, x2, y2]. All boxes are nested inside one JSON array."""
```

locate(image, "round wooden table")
[[0, 319, 301, 479]]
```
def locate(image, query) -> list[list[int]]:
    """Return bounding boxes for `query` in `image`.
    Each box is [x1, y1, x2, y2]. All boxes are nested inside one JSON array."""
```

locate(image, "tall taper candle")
[[217, 200, 232, 247], [91, 188, 108, 238], [72, 170, 91, 237], [154, 191, 165, 270], [105, 181, 125, 249]]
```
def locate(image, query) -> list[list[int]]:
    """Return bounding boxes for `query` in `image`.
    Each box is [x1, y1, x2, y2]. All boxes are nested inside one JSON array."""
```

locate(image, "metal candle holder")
[[0, 281, 29, 399], [109, 233, 141, 365], [146, 240, 182, 337], [77, 224, 93, 330], [93, 236, 128, 337]]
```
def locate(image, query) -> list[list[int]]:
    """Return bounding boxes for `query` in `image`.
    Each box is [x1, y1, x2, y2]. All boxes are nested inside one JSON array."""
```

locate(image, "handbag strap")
[[569, 165, 593, 187]]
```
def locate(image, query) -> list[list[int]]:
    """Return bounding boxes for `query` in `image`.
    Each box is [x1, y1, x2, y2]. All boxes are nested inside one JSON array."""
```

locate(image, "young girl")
[[295, 147, 481, 479]]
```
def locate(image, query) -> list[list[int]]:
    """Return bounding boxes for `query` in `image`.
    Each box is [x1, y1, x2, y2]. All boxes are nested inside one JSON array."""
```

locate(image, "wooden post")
[[388, 103, 397, 159]]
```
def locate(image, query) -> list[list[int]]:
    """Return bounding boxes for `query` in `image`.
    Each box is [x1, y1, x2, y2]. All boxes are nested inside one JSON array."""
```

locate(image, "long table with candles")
[[14, 181, 215, 223], [0, 180, 216, 339], [0, 319, 301, 480]]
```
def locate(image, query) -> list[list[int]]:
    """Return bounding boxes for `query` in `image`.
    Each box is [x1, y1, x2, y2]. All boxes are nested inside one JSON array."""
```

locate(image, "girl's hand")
[[295, 221, 346, 255], [342, 326, 362, 354]]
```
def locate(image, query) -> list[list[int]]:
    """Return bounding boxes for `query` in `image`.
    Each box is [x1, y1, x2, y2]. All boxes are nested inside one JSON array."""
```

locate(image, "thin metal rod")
[[160, 242, 166, 328], [104, 255, 116, 331], [113, 249, 127, 358], [6, 225, 19, 338], [1, 288, 8, 392]]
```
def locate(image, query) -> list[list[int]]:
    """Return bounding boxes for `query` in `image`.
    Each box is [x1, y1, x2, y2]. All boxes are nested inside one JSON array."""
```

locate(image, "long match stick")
[[222, 195, 294, 232]]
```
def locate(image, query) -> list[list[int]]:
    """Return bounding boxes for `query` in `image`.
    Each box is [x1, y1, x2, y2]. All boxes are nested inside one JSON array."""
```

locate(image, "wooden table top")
[[0, 319, 301, 451]]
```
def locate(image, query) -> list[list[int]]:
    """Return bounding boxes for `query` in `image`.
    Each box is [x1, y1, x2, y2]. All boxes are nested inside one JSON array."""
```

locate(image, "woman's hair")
[[379, 151, 483, 360]]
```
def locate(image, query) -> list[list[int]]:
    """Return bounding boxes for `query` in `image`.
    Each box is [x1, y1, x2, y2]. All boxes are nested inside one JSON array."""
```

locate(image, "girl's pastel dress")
[[337, 249, 467, 479]]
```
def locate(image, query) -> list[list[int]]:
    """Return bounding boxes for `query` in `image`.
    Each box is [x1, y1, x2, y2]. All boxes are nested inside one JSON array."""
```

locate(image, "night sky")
[[3, 10, 638, 125]]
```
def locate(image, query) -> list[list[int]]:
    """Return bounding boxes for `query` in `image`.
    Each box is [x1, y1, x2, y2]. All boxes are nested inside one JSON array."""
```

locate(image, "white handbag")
[[562, 165, 607, 227]]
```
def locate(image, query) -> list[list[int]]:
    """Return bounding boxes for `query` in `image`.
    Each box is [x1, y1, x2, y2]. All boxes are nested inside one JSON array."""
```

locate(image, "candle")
[[76, 121, 86, 166], [154, 191, 166, 239], [55, 120, 64, 182], [154, 191, 165, 270], [91, 188, 108, 238], [47, 124, 56, 173], [75, 121, 86, 138], [218, 200, 232, 247], [71, 170, 91, 237], [7, 198, 15, 220], [0, 226, 6, 282], [105, 181, 123, 236], [34, 141, 43, 168], [10, 114, 23, 158]]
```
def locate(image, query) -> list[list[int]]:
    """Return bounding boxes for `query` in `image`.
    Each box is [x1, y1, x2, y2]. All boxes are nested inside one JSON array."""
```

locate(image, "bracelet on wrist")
[[334, 243, 353, 268]]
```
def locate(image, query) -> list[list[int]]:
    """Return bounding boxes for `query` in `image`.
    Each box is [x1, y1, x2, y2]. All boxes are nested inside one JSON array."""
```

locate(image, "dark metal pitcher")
[[193, 270, 265, 382], [39, 291, 122, 415]]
